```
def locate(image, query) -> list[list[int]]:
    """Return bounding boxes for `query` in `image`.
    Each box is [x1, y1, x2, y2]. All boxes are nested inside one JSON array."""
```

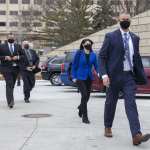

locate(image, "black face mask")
[[120, 20, 130, 29], [8, 39, 14, 43], [24, 45, 29, 49], [84, 44, 92, 50]]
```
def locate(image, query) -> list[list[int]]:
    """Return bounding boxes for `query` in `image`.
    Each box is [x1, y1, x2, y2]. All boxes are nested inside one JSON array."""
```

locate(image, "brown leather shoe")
[[104, 128, 113, 137], [133, 133, 150, 146]]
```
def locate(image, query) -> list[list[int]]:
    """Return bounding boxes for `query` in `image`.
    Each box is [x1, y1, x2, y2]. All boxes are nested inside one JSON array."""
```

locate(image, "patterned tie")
[[123, 33, 133, 71], [9, 44, 14, 56], [25, 49, 33, 66]]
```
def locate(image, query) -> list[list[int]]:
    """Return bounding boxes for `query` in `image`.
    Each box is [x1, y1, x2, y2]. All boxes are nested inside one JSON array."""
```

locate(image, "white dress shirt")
[[120, 28, 134, 71], [8, 43, 15, 54]]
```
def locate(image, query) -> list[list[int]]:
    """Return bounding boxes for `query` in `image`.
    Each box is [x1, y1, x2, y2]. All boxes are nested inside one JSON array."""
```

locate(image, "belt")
[[123, 70, 132, 74]]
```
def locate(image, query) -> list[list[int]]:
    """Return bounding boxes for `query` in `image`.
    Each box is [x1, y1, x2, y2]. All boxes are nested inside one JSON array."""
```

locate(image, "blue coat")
[[72, 49, 98, 80]]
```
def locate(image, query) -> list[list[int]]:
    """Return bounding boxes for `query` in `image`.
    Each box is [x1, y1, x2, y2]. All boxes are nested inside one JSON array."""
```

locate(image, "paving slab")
[[0, 80, 150, 150]]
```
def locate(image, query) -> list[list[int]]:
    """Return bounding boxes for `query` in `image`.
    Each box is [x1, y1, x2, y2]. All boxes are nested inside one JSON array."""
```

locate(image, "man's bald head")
[[119, 13, 131, 22]]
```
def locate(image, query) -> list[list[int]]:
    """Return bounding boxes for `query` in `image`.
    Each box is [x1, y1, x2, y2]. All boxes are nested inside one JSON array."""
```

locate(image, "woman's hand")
[[72, 79, 77, 83]]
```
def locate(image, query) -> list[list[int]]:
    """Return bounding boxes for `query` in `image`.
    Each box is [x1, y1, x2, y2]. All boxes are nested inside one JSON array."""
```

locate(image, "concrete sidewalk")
[[0, 80, 150, 150]]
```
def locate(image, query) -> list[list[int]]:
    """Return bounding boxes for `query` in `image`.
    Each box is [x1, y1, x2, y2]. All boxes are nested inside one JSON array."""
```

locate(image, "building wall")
[[48, 10, 150, 56], [0, 0, 45, 47]]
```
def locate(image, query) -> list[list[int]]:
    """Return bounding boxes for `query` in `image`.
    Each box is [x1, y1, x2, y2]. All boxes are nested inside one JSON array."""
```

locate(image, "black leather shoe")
[[77, 106, 82, 118], [82, 116, 90, 124], [25, 99, 30, 103], [9, 105, 13, 109]]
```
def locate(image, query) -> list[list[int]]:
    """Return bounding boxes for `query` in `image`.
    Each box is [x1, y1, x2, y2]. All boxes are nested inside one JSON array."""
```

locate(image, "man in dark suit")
[[20, 41, 40, 103], [0, 33, 24, 109], [99, 13, 150, 145]]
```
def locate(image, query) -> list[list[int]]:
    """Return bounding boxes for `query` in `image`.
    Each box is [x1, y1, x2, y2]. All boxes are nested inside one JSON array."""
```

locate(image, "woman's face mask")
[[83, 41, 92, 50], [84, 44, 92, 50]]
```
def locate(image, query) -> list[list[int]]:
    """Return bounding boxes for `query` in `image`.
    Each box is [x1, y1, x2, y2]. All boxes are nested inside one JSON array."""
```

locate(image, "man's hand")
[[102, 75, 110, 87], [26, 67, 33, 71], [12, 56, 18, 61], [72, 79, 77, 83], [5, 56, 12, 61], [32, 65, 36, 69]]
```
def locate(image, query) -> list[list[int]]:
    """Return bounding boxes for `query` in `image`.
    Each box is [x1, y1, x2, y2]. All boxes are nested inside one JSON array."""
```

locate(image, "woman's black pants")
[[76, 78, 92, 117]]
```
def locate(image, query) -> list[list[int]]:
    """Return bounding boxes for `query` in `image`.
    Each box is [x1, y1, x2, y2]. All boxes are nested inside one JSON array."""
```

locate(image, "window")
[[0, 22, 6, 26], [9, 22, 18, 27], [10, 0, 18, 4], [22, 11, 30, 16], [50, 58, 64, 64], [88, 0, 93, 5], [34, 0, 42, 5], [110, 0, 120, 5], [0, 0, 6, 3], [33, 22, 42, 27], [22, 0, 30, 4], [33, 11, 42, 16], [46, 0, 54, 5], [125, 0, 133, 6], [65, 52, 75, 63], [10, 11, 18, 15], [22, 22, 30, 27], [46, 22, 55, 27], [0, 11, 6, 15]]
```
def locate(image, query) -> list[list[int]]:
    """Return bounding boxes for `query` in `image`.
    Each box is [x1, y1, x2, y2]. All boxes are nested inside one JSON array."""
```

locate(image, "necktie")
[[25, 49, 33, 66], [9, 44, 14, 56], [123, 33, 133, 71]]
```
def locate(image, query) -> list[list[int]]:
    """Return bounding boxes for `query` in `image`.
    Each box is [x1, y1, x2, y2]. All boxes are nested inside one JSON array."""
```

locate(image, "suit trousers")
[[21, 71, 35, 100], [76, 78, 92, 116], [2, 68, 19, 106], [104, 71, 141, 137]]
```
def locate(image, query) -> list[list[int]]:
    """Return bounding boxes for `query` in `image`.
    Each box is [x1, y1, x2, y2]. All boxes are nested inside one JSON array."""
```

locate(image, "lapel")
[[24, 49, 33, 61], [129, 32, 137, 54], [6, 43, 17, 55], [115, 29, 125, 54], [13, 43, 18, 55], [23, 49, 28, 62], [6, 43, 12, 55]]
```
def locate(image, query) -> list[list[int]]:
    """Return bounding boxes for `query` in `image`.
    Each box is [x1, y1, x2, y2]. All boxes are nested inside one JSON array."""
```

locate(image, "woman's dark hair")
[[79, 39, 94, 50]]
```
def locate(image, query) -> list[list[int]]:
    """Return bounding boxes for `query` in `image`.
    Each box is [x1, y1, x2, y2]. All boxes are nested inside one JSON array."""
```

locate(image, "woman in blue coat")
[[72, 39, 98, 124]]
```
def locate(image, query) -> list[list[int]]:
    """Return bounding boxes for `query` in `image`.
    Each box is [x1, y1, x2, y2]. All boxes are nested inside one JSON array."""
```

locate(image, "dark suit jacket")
[[99, 29, 147, 85], [0, 42, 24, 72], [20, 49, 39, 71]]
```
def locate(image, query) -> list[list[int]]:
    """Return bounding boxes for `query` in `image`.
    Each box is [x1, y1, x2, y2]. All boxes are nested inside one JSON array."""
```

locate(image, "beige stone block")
[[132, 24, 149, 32], [0, 6, 7, 9], [139, 17, 150, 24], [139, 32, 150, 39], [132, 19, 139, 25], [140, 46, 150, 55], [140, 39, 150, 46], [137, 11, 148, 18]]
